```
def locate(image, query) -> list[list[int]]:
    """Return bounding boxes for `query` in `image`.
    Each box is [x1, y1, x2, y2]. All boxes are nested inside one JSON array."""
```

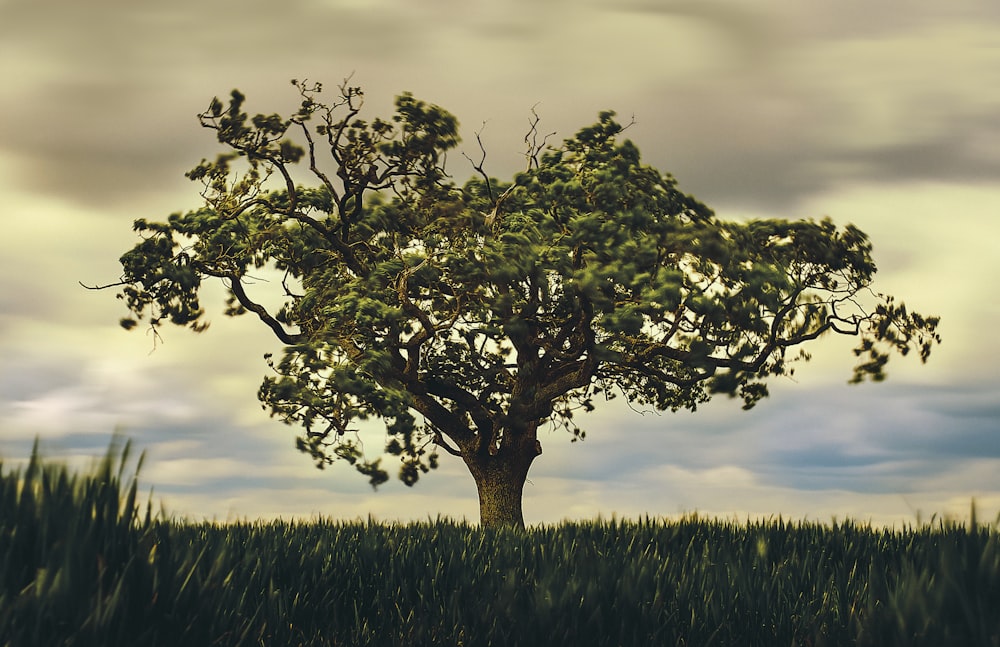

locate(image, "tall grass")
[[2, 438, 998, 646], [0, 437, 155, 644]]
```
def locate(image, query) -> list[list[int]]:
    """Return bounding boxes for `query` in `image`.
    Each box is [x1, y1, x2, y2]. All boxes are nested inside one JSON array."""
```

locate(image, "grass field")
[[2, 439, 998, 646]]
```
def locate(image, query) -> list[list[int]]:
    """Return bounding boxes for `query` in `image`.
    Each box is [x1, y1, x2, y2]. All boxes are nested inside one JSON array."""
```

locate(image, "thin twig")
[[79, 280, 127, 291]]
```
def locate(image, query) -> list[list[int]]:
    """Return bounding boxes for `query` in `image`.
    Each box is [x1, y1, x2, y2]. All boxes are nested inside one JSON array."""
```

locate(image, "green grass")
[[1, 439, 998, 646]]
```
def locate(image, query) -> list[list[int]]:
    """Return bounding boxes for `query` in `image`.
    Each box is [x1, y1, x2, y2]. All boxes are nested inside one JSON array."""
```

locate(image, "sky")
[[1, 0, 998, 527]]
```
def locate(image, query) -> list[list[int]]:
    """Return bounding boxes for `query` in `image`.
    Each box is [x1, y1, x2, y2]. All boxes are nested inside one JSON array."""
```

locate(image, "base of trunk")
[[474, 464, 527, 528], [466, 443, 539, 528]]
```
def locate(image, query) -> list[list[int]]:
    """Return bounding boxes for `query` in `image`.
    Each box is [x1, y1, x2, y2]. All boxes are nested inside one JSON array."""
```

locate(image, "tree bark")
[[464, 438, 540, 528]]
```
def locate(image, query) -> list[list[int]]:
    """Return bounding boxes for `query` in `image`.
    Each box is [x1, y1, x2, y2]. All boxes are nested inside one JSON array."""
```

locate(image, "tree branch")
[[432, 431, 463, 458], [228, 275, 303, 345], [523, 103, 557, 171], [423, 378, 495, 437], [80, 279, 128, 291]]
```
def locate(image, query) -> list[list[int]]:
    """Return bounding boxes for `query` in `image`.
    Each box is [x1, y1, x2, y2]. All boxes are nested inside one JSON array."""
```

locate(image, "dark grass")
[[2, 439, 998, 646]]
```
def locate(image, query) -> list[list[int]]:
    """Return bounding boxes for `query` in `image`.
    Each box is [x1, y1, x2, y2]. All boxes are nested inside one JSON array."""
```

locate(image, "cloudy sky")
[[2, 0, 998, 527]]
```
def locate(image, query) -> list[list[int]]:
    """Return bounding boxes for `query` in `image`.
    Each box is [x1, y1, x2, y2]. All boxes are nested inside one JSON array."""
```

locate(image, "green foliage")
[[103, 78, 940, 499], [2, 440, 997, 646]]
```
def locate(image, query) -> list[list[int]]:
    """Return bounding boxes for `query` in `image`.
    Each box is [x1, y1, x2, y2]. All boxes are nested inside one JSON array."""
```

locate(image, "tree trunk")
[[464, 439, 540, 528]]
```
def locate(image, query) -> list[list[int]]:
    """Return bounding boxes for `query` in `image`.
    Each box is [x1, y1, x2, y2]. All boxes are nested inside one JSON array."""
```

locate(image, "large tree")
[[96, 80, 940, 527]]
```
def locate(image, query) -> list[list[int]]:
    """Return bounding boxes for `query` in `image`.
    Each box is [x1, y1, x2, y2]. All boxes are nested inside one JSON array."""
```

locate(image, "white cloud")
[[142, 457, 250, 487]]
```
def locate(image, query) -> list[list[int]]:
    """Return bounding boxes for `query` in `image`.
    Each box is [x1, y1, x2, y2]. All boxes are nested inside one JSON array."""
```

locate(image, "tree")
[[94, 79, 941, 527]]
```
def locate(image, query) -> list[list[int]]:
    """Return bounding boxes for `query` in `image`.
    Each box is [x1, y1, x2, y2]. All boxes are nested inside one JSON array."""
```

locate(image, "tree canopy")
[[100, 79, 941, 526]]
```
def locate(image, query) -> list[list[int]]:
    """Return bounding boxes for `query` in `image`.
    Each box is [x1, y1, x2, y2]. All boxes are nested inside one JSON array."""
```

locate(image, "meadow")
[[1, 439, 997, 646]]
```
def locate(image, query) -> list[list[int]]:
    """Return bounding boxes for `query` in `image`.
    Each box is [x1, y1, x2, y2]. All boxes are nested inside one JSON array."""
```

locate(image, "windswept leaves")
[[103, 79, 940, 489]]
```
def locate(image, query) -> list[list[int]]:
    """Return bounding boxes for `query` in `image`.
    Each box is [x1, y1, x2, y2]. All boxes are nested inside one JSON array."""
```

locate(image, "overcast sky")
[[1, 0, 998, 526]]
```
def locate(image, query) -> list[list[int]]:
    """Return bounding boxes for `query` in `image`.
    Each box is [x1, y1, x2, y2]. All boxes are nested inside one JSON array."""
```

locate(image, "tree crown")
[[105, 80, 941, 486]]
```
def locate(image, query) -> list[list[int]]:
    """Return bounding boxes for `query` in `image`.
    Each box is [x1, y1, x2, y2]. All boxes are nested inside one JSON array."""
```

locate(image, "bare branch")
[[462, 121, 496, 204], [620, 113, 637, 133], [295, 121, 341, 206], [80, 279, 128, 291], [523, 103, 557, 171], [229, 275, 304, 345]]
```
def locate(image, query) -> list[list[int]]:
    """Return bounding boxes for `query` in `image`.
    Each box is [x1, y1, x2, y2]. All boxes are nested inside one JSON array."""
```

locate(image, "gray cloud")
[[3, 0, 997, 211], [0, 0, 421, 209], [529, 379, 1000, 500], [748, 383, 1000, 495]]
